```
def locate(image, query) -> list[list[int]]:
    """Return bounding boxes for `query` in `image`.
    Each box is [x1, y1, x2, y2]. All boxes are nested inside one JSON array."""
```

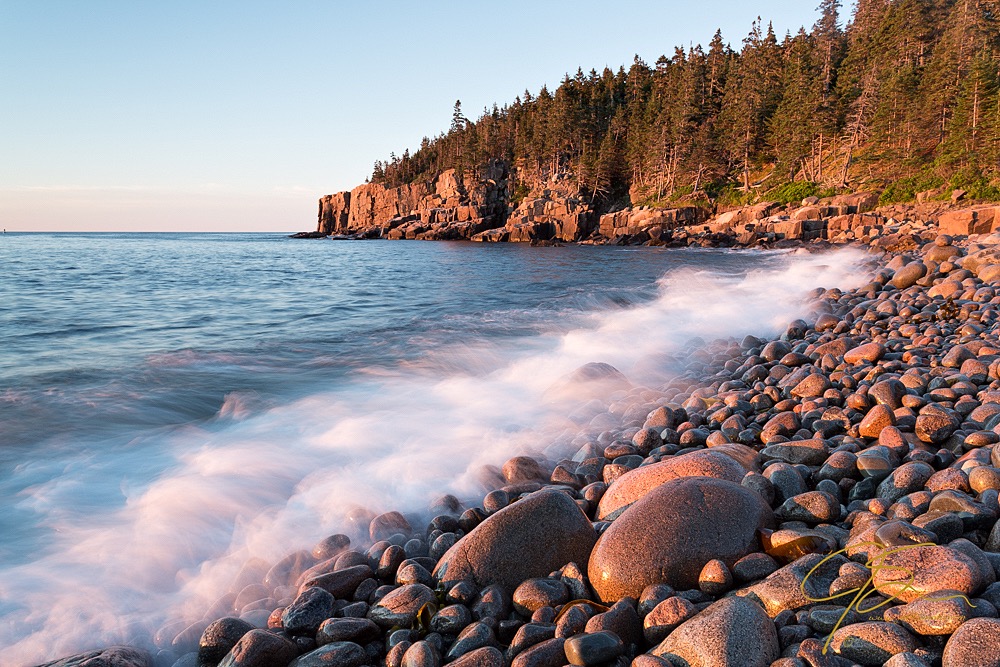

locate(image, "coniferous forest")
[[370, 0, 1000, 209]]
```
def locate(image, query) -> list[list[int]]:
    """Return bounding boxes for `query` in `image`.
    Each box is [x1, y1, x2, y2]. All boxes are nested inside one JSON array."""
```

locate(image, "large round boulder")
[[588, 477, 774, 602], [651, 596, 778, 667], [435, 489, 597, 592], [596, 449, 749, 520], [942, 618, 1000, 666]]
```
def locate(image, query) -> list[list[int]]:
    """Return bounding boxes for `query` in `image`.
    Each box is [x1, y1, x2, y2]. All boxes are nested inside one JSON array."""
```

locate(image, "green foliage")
[[510, 182, 531, 206], [950, 168, 1000, 201], [367, 0, 1000, 210], [712, 185, 755, 208], [878, 174, 947, 205], [769, 181, 821, 205]]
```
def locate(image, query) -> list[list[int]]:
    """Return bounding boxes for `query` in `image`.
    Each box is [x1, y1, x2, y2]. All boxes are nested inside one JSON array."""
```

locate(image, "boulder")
[[435, 490, 597, 592], [942, 618, 1000, 666], [596, 449, 748, 520], [651, 597, 779, 667], [588, 477, 773, 601]]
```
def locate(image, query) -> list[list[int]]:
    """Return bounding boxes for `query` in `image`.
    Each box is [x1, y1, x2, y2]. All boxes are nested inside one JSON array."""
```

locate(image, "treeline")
[[371, 0, 1000, 207]]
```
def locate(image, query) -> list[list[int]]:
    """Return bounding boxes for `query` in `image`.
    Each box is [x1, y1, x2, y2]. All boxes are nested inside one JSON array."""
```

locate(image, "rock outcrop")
[[317, 162, 509, 240], [315, 170, 1000, 247]]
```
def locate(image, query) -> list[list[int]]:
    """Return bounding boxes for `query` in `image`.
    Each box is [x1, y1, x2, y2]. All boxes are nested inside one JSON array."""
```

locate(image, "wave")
[[0, 247, 872, 666]]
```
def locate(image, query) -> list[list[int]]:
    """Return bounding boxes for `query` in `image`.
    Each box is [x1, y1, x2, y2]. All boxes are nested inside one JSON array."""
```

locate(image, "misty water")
[[0, 233, 870, 665]]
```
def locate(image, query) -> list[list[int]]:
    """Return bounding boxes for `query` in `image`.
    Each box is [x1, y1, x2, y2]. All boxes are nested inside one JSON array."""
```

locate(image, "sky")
[[1, 1, 826, 232]]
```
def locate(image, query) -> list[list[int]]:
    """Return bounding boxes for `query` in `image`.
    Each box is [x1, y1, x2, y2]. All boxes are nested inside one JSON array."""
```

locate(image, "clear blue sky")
[[1, 1, 825, 232]]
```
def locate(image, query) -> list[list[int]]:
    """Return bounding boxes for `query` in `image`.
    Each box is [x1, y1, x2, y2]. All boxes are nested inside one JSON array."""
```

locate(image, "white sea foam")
[[0, 247, 872, 666]]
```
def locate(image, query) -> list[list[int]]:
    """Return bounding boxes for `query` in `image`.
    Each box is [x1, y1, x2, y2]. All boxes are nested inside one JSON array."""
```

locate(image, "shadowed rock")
[[35, 647, 153, 667], [435, 489, 597, 593], [652, 596, 778, 667]]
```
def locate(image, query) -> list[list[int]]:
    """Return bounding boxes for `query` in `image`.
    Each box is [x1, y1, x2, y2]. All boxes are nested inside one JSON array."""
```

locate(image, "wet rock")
[[316, 618, 379, 646], [198, 618, 254, 667], [761, 439, 829, 466], [651, 596, 779, 667], [859, 405, 897, 439], [589, 477, 773, 600], [448, 646, 503, 667], [472, 585, 510, 621], [873, 545, 984, 603], [584, 599, 641, 648], [511, 637, 565, 667], [915, 410, 960, 444], [732, 552, 779, 583], [792, 374, 832, 399], [429, 604, 473, 634], [942, 617, 1000, 666], [445, 622, 496, 661], [513, 579, 569, 616], [503, 457, 549, 485], [555, 603, 591, 639], [642, 597, 696, 644], [401, 640, 440, 667], [775, 491, 841, 523], [508, 623, 556, 660], [299, 564, 372, 598], [564, 631, 625, 666], [884, 592, 975, 635], [737, 553, 847, 617], [371, 512, 412, 541], [38, 647, 154, 667], [845, 343, 885, 365], [892, 262, 927, 289], [877, 462, 935, 504], [698, 558, 733, 595], [217, 629, 297, 667], [290, 641, 367, 667], [368, 584, 436, 628], [596, 449, 747, 520], [435, 490, 597, 592], [281, 587, 334, 636], [828, 622, 919, 666]]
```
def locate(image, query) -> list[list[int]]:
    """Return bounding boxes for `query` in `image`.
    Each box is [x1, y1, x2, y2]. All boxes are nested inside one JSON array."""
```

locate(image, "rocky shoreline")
[[46, 226, 1000, 667]]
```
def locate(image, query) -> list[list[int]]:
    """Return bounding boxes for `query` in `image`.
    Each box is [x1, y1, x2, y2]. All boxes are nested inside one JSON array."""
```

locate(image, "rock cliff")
[[317, 162, 509, 240], [316, 170, 999, 248]]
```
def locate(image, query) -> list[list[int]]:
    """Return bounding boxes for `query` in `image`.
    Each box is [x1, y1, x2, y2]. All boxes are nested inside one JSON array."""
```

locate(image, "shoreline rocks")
[[46, 225, 1000, 667]]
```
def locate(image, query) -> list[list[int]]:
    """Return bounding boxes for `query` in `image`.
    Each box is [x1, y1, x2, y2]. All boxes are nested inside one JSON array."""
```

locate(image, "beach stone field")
[[43, 228, 1000, 667]]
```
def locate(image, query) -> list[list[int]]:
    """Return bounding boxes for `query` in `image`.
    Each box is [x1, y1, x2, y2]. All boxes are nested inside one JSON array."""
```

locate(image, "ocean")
[[0, 233, 869, 665]]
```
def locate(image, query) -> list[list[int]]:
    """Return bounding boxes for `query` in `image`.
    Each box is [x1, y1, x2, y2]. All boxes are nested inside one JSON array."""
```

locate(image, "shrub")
[[769, 181, 821, 205]]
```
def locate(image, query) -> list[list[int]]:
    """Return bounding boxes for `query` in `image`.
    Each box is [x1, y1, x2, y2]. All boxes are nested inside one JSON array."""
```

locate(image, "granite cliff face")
[[317, 168, 1000, 247], [317, 162, 509, 240]]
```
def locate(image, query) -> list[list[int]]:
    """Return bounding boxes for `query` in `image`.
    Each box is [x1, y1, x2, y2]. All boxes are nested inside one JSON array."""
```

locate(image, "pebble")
[[217, 629, 297, 667], [828, 622, 920, 666], [775, 490, 841, 523], [198, 618, 254, 666], [448, 647, 504, 667], [290, 642, 367, 667], [512, 579, 569, 616], [367, 584, 436, 628], [510, 637, 565, 667], [563, 631, 625, 666], [642, 597, 696, 644]]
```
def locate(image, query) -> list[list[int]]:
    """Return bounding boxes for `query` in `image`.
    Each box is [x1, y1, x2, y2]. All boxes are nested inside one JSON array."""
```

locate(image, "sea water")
[[0, 233, 870, 665]]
